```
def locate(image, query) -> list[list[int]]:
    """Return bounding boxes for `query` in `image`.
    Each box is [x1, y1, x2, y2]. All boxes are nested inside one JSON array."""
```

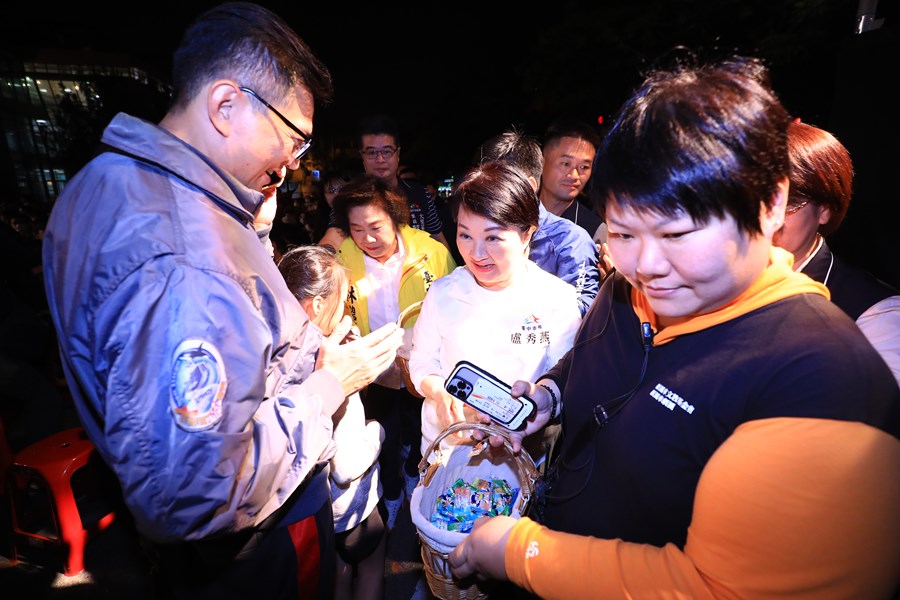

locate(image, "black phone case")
[[444, 360, 536, 429]]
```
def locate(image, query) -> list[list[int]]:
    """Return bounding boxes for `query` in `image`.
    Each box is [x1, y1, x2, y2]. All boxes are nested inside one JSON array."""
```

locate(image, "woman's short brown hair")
[[787, 121, 853, 237]]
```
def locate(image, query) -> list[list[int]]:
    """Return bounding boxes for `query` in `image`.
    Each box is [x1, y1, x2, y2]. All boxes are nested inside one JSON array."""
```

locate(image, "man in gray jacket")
[[41, 3, 402, 598]]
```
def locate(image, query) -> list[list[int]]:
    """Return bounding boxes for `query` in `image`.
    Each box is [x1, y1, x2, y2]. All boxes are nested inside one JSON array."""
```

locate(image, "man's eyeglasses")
[[785, 200, 810, 216], [361, 147, 398, 160], [325, 184, 343, 194], [239, 87, 313, 160]]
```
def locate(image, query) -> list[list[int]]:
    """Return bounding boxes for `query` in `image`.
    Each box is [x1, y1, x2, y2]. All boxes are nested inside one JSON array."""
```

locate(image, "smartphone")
[[444, 361, 536, 430]]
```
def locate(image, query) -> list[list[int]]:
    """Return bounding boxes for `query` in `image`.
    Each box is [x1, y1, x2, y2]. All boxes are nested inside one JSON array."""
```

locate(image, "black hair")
[[171, 2, 333, 111], [331, 174, 411, 234], [452, 161, 539, 233], [542, 118, 602, 152], [358, 114, 400, 147], [588, 54, 790, 235], [474, 128, 543, 185]]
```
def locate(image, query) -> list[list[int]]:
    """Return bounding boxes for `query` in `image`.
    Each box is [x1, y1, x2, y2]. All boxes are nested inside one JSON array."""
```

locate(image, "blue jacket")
[[530, 203, 601, 316], [42, 113, 343, 543]]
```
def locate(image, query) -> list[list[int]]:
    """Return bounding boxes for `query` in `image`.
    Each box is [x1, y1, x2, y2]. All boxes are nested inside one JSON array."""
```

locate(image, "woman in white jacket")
[[408, 161, 583, 464]]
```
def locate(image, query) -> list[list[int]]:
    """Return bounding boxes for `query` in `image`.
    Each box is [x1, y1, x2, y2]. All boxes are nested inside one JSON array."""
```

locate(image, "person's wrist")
[[536, 383, 559, 420]]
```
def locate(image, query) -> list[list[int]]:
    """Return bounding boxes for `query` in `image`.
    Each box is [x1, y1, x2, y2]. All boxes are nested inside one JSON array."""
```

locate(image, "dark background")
[[2, 0, 885, 174], [2, 0, 897, 286]]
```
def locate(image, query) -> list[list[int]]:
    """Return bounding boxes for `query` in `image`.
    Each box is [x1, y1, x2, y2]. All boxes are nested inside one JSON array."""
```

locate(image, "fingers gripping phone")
[[444, 361, 536, 430]]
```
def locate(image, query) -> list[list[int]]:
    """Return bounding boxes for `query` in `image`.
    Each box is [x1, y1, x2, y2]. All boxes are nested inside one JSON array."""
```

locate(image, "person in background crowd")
[[427, 178, 463, 265], [774, 119, 900, 386], [538, 117, 606, 245], [319, 114, 449, 252], [408, 160, 582, 467], [450, 54, 900, 600], [40, 3, 404, 598], [270, 188, 312, 261], [398, 164, 419, 181], [475, 127, 601, 316], [332, 174, 456, 531], [314, 173, 352, 249], [278, 245, 387, 600]]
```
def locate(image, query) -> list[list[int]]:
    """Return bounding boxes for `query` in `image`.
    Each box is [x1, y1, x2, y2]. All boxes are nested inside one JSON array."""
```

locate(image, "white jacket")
[[409, 263, 582, 457], [329, 392, 383, 533]]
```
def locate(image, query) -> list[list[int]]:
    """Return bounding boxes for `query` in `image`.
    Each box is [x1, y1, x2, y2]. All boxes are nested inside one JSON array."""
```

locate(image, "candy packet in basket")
[[429, 476, 519, 533], [410, 421, 537, 600]]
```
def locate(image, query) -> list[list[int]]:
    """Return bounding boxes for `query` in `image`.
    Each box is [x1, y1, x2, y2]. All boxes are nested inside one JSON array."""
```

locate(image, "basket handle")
[[397, 300, 424, 327], [417, 421, 539, 507]]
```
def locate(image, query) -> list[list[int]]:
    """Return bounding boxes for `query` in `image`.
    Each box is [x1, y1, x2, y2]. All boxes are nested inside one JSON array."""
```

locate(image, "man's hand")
[[449, 515, 516, 582], [317, 317, 404, 397]]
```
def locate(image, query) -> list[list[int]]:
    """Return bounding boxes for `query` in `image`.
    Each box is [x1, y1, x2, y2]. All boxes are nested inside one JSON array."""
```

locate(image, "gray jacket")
[[42, 113, 341, 543]]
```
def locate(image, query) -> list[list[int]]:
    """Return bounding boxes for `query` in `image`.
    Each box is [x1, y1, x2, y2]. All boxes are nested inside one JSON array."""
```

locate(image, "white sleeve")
[[408, 290, 445, 396], [856, 295, 900, 388], [329, 392, 383, 486], [548, 285, 584, 366]]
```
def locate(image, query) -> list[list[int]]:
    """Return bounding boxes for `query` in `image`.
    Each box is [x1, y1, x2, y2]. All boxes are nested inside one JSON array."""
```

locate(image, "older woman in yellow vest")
[[333, 174, 457, 530]]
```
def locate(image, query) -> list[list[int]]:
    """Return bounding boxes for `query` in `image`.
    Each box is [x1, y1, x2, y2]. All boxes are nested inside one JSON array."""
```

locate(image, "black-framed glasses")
[[239, 86, 313, 160], [360, 147, 398, 160], [785, 200, 810, 216]]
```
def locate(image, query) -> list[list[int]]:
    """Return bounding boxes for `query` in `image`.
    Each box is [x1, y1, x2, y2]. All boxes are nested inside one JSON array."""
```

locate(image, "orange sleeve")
[[505, 418, 900, 600]]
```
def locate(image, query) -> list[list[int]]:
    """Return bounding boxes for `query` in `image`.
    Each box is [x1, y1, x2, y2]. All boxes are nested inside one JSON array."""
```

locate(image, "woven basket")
[[410, 422, 538, 600]]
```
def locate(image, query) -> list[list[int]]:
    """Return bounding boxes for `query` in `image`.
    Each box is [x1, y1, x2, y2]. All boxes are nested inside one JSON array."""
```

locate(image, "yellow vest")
[[337, 225, 457, 336]]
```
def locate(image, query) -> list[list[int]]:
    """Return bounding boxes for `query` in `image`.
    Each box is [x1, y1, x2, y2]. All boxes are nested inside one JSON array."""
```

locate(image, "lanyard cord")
[[539, 275, 653, 505]]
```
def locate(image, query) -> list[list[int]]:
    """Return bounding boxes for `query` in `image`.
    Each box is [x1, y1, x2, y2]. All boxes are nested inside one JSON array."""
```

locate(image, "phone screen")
[[466, 371, 525, 424], [445, 362, 534, 428]]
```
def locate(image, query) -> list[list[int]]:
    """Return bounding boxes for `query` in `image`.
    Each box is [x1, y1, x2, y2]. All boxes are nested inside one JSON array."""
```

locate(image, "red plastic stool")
[[6, 427, 117, 576]]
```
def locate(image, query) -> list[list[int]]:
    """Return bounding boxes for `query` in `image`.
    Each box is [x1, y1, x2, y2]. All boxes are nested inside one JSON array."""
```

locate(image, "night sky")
[[4, 0, 888, 179], [1, 1, 897, 285]]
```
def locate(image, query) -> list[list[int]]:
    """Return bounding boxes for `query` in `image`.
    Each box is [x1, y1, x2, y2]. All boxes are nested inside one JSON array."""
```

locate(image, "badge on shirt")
[[510, 314, 551, 346], [169, 339, 227, 431]]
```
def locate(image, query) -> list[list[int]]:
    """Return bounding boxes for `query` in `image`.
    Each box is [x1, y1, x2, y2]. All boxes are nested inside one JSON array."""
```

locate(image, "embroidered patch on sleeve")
[[170, 339, 227, 431]]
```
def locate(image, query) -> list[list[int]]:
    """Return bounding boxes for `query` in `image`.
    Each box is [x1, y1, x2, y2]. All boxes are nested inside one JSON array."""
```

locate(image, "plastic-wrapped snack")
[[471, 478, 492, 513], [429, 475, 521, 533], [490, 477, 517, 517], [446, 517, 468, 532], [452, 478, 473, 510], [431, 479, 474, 531]]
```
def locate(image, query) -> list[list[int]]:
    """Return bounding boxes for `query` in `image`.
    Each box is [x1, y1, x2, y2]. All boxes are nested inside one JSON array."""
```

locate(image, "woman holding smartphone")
[[407, 160, 583, 464]]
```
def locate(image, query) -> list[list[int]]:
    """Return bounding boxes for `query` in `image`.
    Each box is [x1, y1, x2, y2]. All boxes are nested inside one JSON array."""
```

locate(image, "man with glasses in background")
[[41, 3, 403, 598], [318, 114, 449, 251]]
